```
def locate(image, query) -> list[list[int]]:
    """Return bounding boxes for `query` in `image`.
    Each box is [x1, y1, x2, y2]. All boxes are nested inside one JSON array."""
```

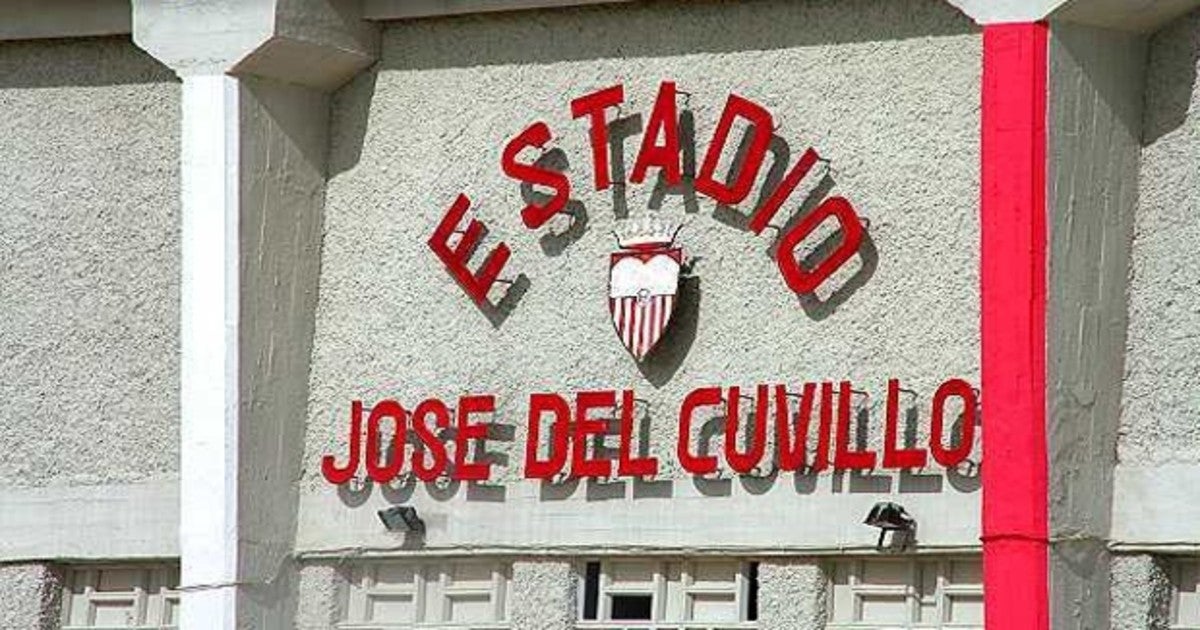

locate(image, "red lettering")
[[412, 398, 451, 482], [630, 81, 681, 186], [695, 94, 773, 205], [677, 386, 721, 475], [617, 389, 658, 477], [322, 400, 364, 484], [571, 84, 625, 191], [428, 193, 512, 305], [776, 383, 816, 472], [524, 392, 571, 479], [724, 385, 768, 474], [572, 390, 615, 478], [454, 395, 495, 481], [811, 382, 835, 471], [748, 148, 820, 234], [365, 400, 406, 484], [776, 196, 864, 294], [502, 122, 571, 229], [930, 379, 977, 468], [834, 381, 877, 470], [882, 379, 928, 469]]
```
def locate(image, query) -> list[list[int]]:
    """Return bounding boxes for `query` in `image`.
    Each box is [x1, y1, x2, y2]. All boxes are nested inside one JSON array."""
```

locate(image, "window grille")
[[340, 560, 511, 629], [826, 558, 982, 629], [60, 565, 179, 629], [576, 559, 757, 630], [1172, 559, 1200, 629]]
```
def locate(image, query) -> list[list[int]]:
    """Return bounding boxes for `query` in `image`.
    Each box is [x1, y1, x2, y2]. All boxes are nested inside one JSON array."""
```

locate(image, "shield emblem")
[[609, 246, 681, 361]]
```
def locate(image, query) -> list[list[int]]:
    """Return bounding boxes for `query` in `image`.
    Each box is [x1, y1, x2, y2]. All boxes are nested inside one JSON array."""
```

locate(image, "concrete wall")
[[1113, 7, 1200, 546], [0, 36, 181, 561], [1046, 22, 1145, 630], [299, 0, 983, 555]]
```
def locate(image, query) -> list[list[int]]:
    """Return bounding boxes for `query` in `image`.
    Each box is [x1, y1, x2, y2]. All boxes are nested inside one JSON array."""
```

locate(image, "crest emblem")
[[609, 214, 682, 361]]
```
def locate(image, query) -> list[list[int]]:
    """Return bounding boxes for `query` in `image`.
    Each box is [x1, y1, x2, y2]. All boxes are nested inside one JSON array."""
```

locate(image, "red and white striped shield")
[[609, 247, 682, 361]]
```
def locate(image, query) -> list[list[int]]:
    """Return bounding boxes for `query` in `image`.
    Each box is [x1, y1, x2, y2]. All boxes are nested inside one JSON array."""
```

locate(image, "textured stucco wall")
[[1046, 22, 1145, 630], [1114, 7, 1200, 544], [756, 559, 827, 630], [300, 0, 982, 553], [295, 562, 346, 629], [1110, 554, 1171, 630], [0, 37, 180, 489], [0, 563, 62, 630], [510, 560, 577, 630]]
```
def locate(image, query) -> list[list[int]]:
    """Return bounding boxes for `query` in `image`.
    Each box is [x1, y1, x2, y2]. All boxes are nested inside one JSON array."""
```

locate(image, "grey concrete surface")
[[295, 562, 346, 630], [1046, 21, 1146, 630], [0, 36, 180, 489], [301, 0, 982, 554]]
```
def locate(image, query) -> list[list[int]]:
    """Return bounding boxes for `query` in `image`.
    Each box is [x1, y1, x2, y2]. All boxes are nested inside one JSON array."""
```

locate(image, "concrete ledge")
[[0, 480, 178, 562], [1113, 464, 1200, 545], [0, 0, 131, 41]]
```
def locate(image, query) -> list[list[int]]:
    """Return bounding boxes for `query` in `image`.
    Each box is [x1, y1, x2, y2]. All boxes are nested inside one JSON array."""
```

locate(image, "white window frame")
[[60, 564, 179, 630], [1171, 558, 1200, 629], [826, 557, 983, 630], [340, 560, 511, 629], [576, 559, 757, 630]]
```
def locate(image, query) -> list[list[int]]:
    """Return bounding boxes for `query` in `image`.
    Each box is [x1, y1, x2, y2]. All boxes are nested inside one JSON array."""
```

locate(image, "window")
[[827, 558, 982, 629], [577, 559, 757, 629], [341, 560, 511, 628], [60, 564, 179, 629]]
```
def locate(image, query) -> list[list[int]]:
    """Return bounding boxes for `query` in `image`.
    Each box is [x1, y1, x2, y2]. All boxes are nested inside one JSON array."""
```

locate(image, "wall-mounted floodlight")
[[378, 506, 424, 534], [864, 501, 915, 551]]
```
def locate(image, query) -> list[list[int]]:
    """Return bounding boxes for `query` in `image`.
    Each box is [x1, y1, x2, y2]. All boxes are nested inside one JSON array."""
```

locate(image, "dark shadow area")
[[636, 275, 701, 387], [608, 113, 644, 220], [712, 133, 793, 231], [1128, 12, 1198, 145], [327, 64, 379, 177], [691, 412, 732, 497], [476, 273, 531, 328], [0, 36, 179, 89], [648, 109, 701, 214], [337, 476, 373, 507], [380, 0, 975, 71], [528, 148, 590, 256]]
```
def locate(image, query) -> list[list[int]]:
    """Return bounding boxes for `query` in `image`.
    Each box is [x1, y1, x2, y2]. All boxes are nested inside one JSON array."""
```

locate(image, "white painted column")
[[179, 73, 242, 629]]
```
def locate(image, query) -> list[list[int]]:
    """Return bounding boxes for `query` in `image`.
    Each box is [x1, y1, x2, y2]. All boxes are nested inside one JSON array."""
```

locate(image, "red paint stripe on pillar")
[[980, 22, 1048, 630]]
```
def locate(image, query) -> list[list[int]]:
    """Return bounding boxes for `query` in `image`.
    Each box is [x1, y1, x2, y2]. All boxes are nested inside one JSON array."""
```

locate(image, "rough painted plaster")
[[1046, 22, 1145, 630], [511, 560, 577, 630], [0, 563, 62, 630], [300, 0, 982, 554], [295, 562, 346, 629], [1110, 554, 1171, 630], [1120, 8, 1200, 467], [757, 559, 827, 630], [1115, 8, 1200, 549], [0, 37, 180, 488]]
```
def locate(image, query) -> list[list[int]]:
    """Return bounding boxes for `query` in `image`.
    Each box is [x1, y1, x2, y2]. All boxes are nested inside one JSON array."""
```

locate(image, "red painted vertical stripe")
[[980, 22, 1048, 630]]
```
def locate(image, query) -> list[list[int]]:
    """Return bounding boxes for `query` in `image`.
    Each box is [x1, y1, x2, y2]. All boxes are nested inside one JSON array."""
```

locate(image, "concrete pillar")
[[1111, 555, 1172, 630], [510, 560, 577, 630], [295, 563, 346, 630], [131, 1, 377, 628], [0, 563, 62, 630], [756, 559, 828, 630]]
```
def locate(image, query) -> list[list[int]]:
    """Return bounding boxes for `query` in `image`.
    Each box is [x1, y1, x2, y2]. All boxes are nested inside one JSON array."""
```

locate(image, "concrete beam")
[[945, 0, 1200, 30], [362, 0, 633, 20], [132, 0, 378, 90], [0, 0, 130, 41], [1053, 0, 1200, 33]]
